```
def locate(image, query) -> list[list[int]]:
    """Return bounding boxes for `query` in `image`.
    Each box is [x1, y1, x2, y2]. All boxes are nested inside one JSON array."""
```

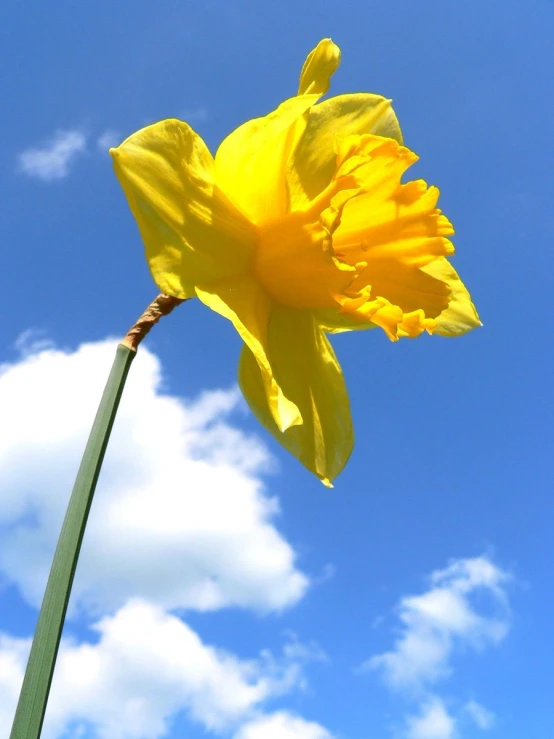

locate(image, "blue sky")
[[1, 1, 553, 737]]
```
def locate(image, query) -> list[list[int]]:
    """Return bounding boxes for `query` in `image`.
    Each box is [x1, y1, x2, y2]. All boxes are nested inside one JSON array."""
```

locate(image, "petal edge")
[[239, 307, 354, 484], [112, 120, 254, 297]]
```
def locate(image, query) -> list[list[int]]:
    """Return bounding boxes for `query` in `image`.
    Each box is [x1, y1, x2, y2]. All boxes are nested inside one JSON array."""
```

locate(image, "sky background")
[[1, 1, 553, 737]]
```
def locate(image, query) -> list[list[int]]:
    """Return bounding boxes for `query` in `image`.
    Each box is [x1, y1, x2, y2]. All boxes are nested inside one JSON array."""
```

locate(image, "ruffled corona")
[[111, 39, 481, 485]]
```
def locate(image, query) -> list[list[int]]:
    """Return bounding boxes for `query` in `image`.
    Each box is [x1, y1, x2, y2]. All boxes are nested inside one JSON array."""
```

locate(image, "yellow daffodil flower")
[[111, 39, 481, 486]]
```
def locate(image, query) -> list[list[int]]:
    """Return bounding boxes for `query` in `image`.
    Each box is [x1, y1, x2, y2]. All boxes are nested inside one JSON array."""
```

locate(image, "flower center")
[[253, 207, 355, 309]]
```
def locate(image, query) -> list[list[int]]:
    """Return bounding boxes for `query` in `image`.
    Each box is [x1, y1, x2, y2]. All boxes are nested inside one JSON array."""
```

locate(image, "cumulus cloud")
[[0, 337, 337, 738], [366, 556, 510, 691], [0, 338, 308, 615], [404, 697, 455, 739], [235, 711, 333, 739], [17, 130, 87, 181], [0, 600, 318, 739], [0, 338, 506, 739]]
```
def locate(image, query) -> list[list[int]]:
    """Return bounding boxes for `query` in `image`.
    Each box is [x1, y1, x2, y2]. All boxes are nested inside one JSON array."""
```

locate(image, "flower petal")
[[215, 94, 319, 225], [315, 258, 480, 339], [422, 257, 482, 335], [297, 38, 341, 96], [111, 120, 255, 298], [288, 94, 403, 210], [195, 275, 301, 433], [214, 40, 343, 226], [366, 262, 450, 312], [333, 137, 455, 270], [239, 306, 354, 485]]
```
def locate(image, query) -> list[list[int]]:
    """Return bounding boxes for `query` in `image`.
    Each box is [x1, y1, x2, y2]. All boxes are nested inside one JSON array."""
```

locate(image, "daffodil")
[[110, 39, 480, 486]]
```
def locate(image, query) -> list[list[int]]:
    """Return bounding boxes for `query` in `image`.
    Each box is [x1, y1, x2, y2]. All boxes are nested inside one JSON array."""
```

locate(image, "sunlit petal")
[[422, 257, 482, 335], [239, 307, 353, 485], [289, 94, 403, 210], [215, 95, 319, 225], [195, 275, 301, 432], [111, 120, 255, 298]]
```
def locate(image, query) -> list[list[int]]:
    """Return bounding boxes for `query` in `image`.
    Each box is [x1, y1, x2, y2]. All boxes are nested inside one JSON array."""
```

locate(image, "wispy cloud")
[[17, 129, 87, 181], [363, 556, 510, 738], [366, 556, 510, 692], [96, 129, 121, 152], [12, 328, 54, 357], [463, 700, 495, 730], [180, 107, 208, 124]]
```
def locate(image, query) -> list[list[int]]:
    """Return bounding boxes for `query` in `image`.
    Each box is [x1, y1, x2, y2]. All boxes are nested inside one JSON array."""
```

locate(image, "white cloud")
[[0, 633, 31, 738], [366, 556, 510, 691], [0, 338, 308, 615], [0, 600, 316, 739], [364, 557, 510, 739], [0, 338, 335, 738], [463, 700, 495, 730], [234, 712, 333, 739], [404, 697, 455, 739], [0, 339, 506, 739], [17, 130, 87, 181], [97, 130, 121, 152]]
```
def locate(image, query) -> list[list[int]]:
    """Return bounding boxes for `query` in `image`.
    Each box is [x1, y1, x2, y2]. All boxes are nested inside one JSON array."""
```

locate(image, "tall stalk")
[[9, 294, 184, 739]]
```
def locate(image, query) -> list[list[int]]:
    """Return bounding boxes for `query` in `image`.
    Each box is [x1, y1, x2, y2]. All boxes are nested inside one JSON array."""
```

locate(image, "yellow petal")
[[334, 137, 455, 270], [111, 120, 255, 298], [316, 258, 479, 339], [195, 275, 301, 432], [288, 94, 403, 210], [215, 94, 319, 225], [239, 306, 353, 485], [297, 38, 341, 96], [422, 257, 482, 335], [306, 133, 479, 337], [339, 260, 449, 323]]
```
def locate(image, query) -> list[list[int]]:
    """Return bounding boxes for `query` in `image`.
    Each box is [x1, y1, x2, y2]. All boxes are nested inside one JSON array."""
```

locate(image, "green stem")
[[9, 344, 135, 739], [9, 293, 185, 739]]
